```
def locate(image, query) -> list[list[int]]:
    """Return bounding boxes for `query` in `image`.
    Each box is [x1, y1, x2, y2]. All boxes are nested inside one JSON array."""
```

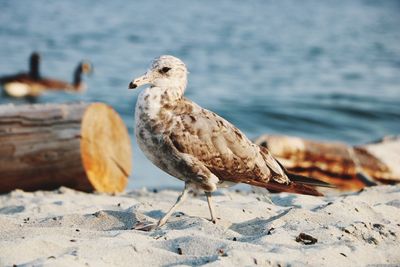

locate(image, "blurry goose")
[[1, 59, 92, 98], [0, 52, 42, 97], [36, 61, 92, 92]]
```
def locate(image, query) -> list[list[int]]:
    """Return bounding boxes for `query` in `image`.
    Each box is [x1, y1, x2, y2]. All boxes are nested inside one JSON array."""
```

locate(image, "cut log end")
[[0, 102, 132, 194], [81, 103, 132, 193]]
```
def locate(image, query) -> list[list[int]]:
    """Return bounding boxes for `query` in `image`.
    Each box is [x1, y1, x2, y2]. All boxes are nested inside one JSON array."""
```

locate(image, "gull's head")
[[129, 55, 188, 90]]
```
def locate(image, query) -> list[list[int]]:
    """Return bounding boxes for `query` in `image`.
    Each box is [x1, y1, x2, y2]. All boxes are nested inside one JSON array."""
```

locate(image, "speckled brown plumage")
[[129, 55, 327, 230], [129, 56, 330, 196]]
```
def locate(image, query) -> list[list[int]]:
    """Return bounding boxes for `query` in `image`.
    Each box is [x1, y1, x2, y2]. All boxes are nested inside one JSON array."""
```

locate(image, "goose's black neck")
[[73, 64, 82, 87], [29, 53, 40, 79]]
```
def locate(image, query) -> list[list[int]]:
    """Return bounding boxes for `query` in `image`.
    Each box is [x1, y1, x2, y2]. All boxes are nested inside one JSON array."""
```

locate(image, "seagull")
[[129, 55, 331, 230]]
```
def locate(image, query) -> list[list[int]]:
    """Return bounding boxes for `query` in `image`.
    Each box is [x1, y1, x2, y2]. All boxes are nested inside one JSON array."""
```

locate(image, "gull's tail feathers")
[[274, 158, 336, 192], [286, 172, 336, 188], [243, 179, 323, 196]]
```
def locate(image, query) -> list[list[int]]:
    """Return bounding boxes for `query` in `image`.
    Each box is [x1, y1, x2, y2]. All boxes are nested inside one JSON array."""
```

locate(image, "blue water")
[[1, 0, 399, 189]]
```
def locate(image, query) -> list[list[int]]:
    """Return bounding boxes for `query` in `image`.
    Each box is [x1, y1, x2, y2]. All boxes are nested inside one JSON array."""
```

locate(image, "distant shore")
[[1, 185, 399, 266]]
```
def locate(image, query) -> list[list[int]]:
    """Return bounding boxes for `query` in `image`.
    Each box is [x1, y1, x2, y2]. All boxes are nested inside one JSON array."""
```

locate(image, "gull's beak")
[[129, 72, 150, 89]]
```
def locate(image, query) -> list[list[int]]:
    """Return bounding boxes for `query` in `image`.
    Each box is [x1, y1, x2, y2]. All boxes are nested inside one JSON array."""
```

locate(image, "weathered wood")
[[254, 134, 400, 191], [0, 102, 132, 193]]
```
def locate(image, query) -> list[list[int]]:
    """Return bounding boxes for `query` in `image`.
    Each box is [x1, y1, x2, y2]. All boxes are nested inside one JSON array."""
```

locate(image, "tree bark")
[[0, 102, 132, 193], [254, 134, 400, 191]]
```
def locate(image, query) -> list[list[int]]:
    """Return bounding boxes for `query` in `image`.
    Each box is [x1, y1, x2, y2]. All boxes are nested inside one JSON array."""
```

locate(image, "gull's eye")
[[159, 67, 171, 74]]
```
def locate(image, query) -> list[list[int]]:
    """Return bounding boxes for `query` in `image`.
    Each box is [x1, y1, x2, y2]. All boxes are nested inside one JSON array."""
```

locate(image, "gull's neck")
[[154, 77, 187, 98], [136, 83, 186, 122], [143, 80, 186, 103]]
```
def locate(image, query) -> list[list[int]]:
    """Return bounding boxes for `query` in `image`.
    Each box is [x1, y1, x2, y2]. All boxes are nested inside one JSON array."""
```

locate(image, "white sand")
[[0, 185, 399, 267]]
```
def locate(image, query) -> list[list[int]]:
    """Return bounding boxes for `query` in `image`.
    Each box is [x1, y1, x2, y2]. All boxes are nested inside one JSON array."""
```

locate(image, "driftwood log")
[[0, 102, 132, 193], [254, 135, 400, 191]]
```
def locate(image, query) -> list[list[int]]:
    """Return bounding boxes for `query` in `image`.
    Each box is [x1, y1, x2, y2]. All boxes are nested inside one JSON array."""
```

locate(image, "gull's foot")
[[210, 217, 220, 224], [133, 222, 158, 231]]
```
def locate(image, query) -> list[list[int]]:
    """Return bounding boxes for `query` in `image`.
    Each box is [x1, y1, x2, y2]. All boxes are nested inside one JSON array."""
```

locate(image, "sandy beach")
[[0, 185, 399, 266]]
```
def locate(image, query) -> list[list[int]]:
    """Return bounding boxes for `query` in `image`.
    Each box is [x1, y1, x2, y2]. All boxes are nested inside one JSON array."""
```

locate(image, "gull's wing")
[[167, 98, 289, 185]]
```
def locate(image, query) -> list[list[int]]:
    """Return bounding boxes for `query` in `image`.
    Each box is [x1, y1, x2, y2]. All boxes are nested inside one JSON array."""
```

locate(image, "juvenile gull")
[[129, 55, 330, 230]]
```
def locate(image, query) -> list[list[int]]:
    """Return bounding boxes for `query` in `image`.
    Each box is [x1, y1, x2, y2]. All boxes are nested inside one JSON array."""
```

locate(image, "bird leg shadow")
[[134, 183, 190, 232]]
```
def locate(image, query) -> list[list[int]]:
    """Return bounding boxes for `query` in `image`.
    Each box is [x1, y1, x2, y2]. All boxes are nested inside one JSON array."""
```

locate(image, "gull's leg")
[[205, 192, 217, 223], [156, 183, 190, 228]]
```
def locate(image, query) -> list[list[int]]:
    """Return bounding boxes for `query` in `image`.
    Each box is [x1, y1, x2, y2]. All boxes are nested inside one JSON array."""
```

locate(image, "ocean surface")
[[0, 0, 399, 189]]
